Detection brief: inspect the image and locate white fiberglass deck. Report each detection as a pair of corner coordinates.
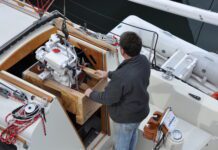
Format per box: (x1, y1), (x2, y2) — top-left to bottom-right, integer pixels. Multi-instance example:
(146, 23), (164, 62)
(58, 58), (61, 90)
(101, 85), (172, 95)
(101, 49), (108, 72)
(0, 2), (36, 47)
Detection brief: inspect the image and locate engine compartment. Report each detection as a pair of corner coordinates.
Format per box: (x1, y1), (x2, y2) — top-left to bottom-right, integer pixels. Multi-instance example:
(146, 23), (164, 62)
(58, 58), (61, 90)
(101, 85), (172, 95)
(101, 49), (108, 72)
(4, 29), (111, 149)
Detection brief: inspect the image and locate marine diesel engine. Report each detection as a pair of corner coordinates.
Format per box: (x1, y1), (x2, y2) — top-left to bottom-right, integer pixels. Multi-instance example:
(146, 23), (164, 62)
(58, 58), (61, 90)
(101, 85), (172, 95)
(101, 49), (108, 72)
(35, 34), (81, 87)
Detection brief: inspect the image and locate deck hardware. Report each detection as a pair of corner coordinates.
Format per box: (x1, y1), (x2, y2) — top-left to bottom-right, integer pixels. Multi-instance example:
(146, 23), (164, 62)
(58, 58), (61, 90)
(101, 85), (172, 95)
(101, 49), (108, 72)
(0, 87), (10, 98)
(13, 90), (28, 102)
(162, 67), (174, 80)
(23, 143), (29, 149)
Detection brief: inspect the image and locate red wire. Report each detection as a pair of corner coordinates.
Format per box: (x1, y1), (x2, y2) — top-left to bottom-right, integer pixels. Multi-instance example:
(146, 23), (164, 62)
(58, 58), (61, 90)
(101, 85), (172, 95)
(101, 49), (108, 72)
(37, 0), (39, 9)
(26, 0), (38, 13)
(5, 113), (11, 124)
(45, 0), (54, 12)
(26, 0), (54, 17)
(0, 111), (46, 144)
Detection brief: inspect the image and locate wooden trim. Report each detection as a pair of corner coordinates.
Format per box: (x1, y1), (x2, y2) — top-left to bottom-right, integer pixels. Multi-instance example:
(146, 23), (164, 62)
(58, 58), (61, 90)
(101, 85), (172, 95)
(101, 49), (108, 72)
(100, 52), (110, 135)
(87, 133), (106, 150)
(0, 126), (27, 144)
(101, 106), (111, 136)
(0, 71), (53, 102)
(2, 0), (39, 18)
(13, 0), (31, 8)
(59, 31), (107, 70)
(0, 26), (57, 70)
(82, 67), (101, 80)
(103, 52), (107, 71)
(57, 30), (106, 54)
(92, 133), (106, 150)
(54, 18), (117, 53)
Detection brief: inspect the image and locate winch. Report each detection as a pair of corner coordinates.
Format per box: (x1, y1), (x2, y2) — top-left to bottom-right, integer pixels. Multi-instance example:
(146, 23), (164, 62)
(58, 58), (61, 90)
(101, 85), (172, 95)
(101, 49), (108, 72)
(35, 34), (82, 87)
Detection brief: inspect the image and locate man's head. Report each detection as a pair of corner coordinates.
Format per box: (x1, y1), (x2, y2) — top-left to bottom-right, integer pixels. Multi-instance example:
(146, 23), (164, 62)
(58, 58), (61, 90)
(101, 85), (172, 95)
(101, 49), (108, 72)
(119, 31), (142, 58)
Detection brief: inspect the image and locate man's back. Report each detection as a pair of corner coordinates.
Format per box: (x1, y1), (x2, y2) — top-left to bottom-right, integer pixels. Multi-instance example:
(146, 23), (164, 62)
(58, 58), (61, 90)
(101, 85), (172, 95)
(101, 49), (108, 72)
(86, 31), (151, 150)
(108, 54), (150, 123)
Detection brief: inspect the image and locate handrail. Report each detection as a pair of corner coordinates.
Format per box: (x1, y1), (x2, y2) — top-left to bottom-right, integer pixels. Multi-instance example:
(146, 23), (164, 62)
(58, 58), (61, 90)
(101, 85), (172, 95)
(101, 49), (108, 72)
(110, 21), (159, 67)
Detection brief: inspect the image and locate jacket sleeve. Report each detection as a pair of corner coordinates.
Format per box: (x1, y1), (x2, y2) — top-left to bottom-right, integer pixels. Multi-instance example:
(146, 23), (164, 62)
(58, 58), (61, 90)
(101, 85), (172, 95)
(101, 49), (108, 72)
(89, 76), (123, 105)
(108, 71), (114, 79)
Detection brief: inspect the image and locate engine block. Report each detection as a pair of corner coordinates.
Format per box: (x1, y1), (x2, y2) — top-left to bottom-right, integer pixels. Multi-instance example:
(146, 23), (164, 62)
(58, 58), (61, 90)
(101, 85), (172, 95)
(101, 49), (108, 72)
(35, 34), (81, 87)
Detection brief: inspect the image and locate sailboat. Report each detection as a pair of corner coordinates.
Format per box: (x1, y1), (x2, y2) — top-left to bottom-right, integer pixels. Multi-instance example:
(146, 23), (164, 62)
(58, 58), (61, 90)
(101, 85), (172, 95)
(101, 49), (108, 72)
(0, 0), (218, 150)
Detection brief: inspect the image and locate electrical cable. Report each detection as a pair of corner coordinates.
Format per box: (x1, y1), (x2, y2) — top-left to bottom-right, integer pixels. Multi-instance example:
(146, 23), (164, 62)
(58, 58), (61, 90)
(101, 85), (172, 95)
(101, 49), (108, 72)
(0, 103), (46, 145)
(153, 124), (166, 150)
(26, 0), (54, 18)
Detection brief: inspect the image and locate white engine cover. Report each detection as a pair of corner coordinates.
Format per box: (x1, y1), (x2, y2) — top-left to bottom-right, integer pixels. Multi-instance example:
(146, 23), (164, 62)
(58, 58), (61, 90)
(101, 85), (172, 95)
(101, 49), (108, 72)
(35, 34), (81, 87)
(44, 49), (69, 71)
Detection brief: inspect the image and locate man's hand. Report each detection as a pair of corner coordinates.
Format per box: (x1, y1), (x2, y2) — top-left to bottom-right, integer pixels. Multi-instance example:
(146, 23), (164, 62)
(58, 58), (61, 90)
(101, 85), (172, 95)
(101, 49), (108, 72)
(85, 88), (93, 97)
(94, 70), (108, 79)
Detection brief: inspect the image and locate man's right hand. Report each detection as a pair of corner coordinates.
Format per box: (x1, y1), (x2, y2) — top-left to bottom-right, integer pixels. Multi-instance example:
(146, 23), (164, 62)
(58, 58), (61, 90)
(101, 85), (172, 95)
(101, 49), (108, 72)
(94, 70), (108, 79)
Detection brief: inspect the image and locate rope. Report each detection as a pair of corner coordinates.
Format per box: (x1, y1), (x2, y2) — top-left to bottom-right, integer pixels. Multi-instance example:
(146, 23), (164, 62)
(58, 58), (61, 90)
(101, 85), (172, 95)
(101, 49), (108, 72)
(26, 0), (54, 18)
(0, 103), (46, 144)
(62, 0), (69, 39)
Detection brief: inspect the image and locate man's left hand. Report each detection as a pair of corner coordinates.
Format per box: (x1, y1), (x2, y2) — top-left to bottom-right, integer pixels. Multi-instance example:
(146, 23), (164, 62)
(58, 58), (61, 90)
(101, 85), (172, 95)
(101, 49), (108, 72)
(85, 88), (93, 97)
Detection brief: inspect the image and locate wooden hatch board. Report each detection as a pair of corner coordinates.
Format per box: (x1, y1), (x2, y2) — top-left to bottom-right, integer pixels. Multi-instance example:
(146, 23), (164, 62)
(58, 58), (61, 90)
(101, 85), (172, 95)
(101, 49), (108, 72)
(23, 63), (107, 125)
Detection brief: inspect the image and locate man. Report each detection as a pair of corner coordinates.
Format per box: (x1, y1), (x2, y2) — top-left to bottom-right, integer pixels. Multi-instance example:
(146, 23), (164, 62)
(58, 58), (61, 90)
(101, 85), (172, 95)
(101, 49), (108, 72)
(85, 31), (150, 150)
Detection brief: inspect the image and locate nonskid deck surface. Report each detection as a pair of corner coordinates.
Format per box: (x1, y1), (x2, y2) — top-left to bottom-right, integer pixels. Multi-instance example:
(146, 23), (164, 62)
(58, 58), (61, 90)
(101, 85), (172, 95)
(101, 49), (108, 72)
(0, 3), (36, 47)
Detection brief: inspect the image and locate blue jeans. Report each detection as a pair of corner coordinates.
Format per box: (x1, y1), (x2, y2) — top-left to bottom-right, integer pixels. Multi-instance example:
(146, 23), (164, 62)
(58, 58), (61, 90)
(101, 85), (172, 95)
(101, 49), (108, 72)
(112, 122), (140, 150)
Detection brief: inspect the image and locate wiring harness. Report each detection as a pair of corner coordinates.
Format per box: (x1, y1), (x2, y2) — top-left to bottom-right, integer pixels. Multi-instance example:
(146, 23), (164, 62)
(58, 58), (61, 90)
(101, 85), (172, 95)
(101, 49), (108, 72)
(0, 103), (46, 145)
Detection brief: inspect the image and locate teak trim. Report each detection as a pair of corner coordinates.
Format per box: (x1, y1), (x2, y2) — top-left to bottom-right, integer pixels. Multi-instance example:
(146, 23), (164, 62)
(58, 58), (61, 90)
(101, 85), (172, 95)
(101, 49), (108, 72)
(0, 26), (57, 70)
(82, 67), (101, 80)
(54, 18), (117, 53)
(0, 71), (53, 102)
(2, 0), (39, 18)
